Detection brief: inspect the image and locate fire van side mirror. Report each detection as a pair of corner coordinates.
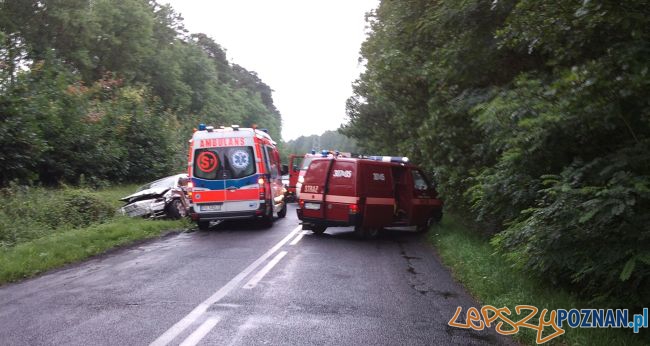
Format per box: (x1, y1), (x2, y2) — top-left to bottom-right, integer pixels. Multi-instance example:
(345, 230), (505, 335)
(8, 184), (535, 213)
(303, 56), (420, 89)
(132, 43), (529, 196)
(281, 164), (289, 176)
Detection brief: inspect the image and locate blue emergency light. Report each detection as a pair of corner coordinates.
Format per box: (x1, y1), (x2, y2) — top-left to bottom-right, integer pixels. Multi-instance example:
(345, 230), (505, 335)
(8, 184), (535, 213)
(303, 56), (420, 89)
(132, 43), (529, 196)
(198, 123), (206, 131)
(367, 156), (409, 163)
(311, 149), (316, 155)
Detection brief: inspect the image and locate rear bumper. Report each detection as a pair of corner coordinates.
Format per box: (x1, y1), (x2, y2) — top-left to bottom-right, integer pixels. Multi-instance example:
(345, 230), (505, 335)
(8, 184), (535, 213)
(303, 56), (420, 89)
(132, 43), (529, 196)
(191, 202), (267, 221)
(298, 213), (360, 229)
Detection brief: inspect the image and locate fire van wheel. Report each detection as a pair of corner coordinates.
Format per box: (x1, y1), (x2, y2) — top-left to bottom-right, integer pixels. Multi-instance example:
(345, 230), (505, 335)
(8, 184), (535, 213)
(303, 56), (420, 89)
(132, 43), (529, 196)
(312, 225), (326, 235)
(277, 202), (287, 218)
(355, 226), (379, 239)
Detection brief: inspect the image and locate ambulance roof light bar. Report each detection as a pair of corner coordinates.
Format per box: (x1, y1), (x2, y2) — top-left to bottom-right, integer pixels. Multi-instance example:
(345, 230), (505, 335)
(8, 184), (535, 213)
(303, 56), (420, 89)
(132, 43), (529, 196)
(198, 123), (206, 131)
(206, 126), (214, 132)
(231, 125), (240, 131)
(367, 156), (409, 163)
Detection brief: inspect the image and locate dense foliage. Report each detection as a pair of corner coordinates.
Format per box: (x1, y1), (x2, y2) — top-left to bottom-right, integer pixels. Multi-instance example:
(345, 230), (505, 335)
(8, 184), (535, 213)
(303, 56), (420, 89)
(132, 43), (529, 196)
(283, 130), (359, 161)
(0, 0), (281, 186)
(343, 0), (650, 307)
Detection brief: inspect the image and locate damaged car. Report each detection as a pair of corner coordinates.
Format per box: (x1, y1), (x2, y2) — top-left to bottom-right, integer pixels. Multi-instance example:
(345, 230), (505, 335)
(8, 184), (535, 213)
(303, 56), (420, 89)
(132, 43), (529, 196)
(119, 174), (190, 219)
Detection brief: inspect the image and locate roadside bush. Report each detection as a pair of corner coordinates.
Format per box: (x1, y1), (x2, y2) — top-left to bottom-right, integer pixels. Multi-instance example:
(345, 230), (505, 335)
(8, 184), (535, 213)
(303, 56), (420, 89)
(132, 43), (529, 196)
(0, 186), (114, 247)
(493, 144), (650, 307)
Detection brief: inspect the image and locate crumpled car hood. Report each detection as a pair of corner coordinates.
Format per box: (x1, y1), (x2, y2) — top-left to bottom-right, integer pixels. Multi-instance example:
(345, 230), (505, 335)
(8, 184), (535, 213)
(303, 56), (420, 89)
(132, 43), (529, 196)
(120, 187), (170, 202)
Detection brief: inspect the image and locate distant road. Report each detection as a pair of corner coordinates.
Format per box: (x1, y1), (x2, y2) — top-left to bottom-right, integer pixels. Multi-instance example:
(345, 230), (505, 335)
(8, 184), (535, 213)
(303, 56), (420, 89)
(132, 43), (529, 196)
(0, 204), (512, 345)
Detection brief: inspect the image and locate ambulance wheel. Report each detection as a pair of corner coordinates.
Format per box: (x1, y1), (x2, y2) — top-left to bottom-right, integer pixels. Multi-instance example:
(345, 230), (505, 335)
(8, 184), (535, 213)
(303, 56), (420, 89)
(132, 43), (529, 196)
(261, 204), (274, 228)
(277, 202), (287, 218)
(198, 221), (211, 230)
(312, 225), (326, 235)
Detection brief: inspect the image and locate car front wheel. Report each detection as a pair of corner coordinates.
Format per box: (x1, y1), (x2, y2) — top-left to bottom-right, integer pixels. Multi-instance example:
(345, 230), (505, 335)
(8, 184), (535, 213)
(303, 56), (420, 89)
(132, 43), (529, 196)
(166, 199), (187, 219)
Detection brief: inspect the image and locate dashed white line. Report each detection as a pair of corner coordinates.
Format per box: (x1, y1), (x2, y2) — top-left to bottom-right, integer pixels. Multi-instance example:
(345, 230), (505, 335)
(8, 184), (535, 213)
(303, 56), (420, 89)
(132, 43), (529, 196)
(149, 225), (301, 346)
(178, 317), (221, 346)
(289, 231), (306, 245)
(242, 251), (288, 289)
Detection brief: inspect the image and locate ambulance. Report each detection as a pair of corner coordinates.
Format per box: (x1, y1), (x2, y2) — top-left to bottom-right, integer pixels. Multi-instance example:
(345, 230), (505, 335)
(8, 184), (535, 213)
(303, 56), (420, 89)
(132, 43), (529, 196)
(187, 124), (287, 230)
(296, 156), (443, 238)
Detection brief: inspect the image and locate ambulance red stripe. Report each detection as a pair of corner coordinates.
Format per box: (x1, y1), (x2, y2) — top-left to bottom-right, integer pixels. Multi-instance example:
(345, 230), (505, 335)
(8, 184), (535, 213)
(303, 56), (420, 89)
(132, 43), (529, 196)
(227, 189), (260, 201)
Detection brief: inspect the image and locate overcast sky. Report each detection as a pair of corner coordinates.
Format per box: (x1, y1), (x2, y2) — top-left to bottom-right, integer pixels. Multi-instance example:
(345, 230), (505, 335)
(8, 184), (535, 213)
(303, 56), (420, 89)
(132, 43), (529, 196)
(163, 0), (379, 141)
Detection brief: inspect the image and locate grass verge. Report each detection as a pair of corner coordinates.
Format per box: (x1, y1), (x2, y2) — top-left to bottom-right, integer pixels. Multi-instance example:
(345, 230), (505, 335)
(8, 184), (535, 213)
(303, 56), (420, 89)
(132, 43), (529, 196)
(428, 214), (646, 345)
(0, 216), (187, 285)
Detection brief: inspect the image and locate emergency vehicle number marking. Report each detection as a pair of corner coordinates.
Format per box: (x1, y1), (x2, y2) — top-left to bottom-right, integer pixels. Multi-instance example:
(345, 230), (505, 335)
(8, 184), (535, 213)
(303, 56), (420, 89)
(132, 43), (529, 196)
(373, 173), (385, 181)
(333, 170), (352, 178)
(230, 150), (250, 169)
(304, 185), (319, 193)
(197, 151), (218, 172)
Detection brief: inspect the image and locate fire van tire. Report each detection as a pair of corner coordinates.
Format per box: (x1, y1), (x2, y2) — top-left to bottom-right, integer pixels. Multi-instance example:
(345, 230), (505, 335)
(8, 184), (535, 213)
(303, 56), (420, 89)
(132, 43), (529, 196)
(355, 226), (379, 239)
(277, 202), (287, 218)
(417, 210), (443, 233)
(312, 225), (326, 235)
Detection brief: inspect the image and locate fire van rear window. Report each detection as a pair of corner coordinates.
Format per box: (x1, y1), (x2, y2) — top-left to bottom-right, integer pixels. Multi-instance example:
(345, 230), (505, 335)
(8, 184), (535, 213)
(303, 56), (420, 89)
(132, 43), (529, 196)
(194, 146), (256, 180)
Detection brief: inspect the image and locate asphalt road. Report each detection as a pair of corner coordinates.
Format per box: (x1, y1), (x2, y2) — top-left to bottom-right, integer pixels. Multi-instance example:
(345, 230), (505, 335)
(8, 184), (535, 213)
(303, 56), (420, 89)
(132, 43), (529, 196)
(0, 204), (513, 345)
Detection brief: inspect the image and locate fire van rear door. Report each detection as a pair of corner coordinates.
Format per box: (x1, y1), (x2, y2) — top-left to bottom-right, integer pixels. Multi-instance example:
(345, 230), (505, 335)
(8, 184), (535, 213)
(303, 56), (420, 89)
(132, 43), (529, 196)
(325, 160), (357, 222)
(300, 159), (330, 219)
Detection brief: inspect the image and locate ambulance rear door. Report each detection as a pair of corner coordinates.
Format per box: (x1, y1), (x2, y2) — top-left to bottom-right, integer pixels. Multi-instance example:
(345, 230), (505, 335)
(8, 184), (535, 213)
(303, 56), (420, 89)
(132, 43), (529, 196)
(222, 141), (261, 212)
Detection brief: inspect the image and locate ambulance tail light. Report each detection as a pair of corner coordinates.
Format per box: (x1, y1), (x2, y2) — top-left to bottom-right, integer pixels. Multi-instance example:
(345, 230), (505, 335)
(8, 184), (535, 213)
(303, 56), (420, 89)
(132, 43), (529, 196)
(349, 204), (359, 214)
(299, 199), (305, 209)
(258, 178), (266, 200)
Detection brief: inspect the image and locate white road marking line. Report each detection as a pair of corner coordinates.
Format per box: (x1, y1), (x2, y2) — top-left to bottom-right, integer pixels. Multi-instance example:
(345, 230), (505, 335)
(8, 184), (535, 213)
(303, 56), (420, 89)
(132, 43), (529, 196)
(149, 225), (302, 346)
(242, 251), (288, 289)
(289, 232), (305, 245)
(178, 317), (221, 346)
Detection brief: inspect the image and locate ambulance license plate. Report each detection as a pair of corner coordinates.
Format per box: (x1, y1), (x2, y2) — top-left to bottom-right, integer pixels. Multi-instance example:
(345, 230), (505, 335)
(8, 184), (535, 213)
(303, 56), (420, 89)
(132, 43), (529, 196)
(304, 202), (320, 210)
(201, 204), (222, 211)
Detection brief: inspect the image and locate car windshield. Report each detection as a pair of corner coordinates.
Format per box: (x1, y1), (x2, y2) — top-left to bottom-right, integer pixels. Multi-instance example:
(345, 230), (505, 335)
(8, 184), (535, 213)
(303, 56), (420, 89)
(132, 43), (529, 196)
(194, 146), (256, 180)
(137, 176), (178, 192)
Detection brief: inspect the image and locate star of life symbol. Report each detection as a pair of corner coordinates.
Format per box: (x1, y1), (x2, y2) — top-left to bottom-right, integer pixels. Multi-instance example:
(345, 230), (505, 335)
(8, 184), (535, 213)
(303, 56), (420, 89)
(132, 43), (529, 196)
(231, 150), (250, 169)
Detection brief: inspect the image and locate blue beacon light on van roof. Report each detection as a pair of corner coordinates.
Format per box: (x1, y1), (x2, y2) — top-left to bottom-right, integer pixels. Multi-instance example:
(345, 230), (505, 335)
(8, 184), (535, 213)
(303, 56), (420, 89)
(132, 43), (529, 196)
(198, 123), (206, 131)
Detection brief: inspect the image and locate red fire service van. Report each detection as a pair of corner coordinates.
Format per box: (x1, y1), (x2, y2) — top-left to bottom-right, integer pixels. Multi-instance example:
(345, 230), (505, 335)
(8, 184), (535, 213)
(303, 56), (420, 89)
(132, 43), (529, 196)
(297, 156), (443, 238)
(287, 150), (347, 201)
(187, 124), (287, 230)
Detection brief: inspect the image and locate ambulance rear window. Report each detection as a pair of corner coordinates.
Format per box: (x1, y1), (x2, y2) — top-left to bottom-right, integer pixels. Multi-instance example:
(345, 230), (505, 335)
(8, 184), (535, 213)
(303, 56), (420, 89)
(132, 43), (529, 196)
(194, 146), (256, 180)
